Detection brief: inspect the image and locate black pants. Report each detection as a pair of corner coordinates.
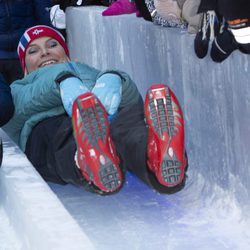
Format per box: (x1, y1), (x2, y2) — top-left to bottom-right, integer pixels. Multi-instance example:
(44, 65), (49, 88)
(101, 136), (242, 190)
(25, 114), (81, 185)
(0, 59), (23, 85)
(25, 98), (185, 193)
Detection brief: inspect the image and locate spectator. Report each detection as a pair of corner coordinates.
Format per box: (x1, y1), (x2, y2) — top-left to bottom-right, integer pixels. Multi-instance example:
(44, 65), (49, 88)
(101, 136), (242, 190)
(0, 0), (52, 84)
(3, 25), (188, 195)
(194, 0), (250, 61)
(0, 74), (14, 127)
(217, 0), (250, 55)
(0, 73), (14, 168)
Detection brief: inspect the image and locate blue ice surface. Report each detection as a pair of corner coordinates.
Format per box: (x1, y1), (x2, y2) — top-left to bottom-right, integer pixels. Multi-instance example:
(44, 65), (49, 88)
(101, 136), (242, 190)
(0, 207), (22, 250)
(49, 167), (250, 250)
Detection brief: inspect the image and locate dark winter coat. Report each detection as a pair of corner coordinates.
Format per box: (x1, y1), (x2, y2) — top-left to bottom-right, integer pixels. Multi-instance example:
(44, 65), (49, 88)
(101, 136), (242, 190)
(197, 0), (217, 13)
(217, 0), (250, 20)
(0, 74), (14, 127)
(198, 0), (250, 20)
(0, 0), (52, 59)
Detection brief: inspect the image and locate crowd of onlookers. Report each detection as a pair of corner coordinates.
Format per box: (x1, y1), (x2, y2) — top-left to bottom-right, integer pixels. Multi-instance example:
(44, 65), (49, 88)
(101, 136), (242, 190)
(1, 0), (250, 85)
(50, 0), (250, 61)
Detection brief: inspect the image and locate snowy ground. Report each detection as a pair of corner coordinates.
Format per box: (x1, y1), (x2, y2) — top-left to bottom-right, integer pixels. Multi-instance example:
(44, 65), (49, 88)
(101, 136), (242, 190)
(1, 127), (250, 250)
(0, 130), (94, 250)
(0, 208), (21, 250)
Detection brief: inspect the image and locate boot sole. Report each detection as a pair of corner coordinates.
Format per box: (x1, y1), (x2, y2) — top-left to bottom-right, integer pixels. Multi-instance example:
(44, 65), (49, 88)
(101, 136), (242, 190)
(76, 96), (122, 192)
(147, 86), (182, 186)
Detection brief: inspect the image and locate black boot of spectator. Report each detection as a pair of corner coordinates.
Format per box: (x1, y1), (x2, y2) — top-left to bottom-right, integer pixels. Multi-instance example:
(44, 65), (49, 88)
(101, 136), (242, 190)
(210, 28), (237, 62)
(194, 30), (209, 58)
(194, 11), (219, 59)
(228, 18), (250, 55)
(239, 43), (250, 54)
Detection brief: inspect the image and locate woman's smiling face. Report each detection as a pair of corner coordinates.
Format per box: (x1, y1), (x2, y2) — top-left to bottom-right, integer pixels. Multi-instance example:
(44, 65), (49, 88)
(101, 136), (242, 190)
(25, 36), (69, 74)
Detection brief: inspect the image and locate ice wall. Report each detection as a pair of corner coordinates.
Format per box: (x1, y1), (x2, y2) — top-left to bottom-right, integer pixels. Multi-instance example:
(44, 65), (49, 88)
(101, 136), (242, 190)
(67, 6), (250, 206)
(0, 129), (94, 250)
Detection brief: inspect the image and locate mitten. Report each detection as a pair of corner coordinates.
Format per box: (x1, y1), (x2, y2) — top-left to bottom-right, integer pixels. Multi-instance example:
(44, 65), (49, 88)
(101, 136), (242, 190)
(92, 73), (122, 115)
(58, 75), (89, 116)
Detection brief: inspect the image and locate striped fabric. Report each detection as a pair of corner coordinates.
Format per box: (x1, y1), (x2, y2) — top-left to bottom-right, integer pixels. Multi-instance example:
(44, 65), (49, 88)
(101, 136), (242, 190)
(228, 19), (250, 44)
(17, 25), (69, 72)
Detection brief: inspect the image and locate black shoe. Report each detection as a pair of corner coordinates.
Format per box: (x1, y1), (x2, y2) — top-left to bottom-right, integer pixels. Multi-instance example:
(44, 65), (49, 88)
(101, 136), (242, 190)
(238, 43), (250, 54)
(228, 18), (250, 55)
(194, 11), (219, 59)
(210, 22), (238, 62)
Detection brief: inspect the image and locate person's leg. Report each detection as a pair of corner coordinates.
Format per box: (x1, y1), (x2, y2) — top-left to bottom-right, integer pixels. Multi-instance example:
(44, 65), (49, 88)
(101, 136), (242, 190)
(111, 97), (148, 179)
(56, 74), (125, 194)
(25, 115), (83, 186)
(71, 92), (124, 194)
(110, 88), (188, 194)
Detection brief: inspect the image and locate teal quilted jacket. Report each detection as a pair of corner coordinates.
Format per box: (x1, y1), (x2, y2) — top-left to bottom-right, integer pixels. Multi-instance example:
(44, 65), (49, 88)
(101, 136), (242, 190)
(3, 61), (140, 151)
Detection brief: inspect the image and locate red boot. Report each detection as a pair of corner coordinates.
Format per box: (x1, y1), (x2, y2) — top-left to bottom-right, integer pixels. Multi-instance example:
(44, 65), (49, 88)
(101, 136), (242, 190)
(72, 92), (123, 193)
(145, 84), (187, 187)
